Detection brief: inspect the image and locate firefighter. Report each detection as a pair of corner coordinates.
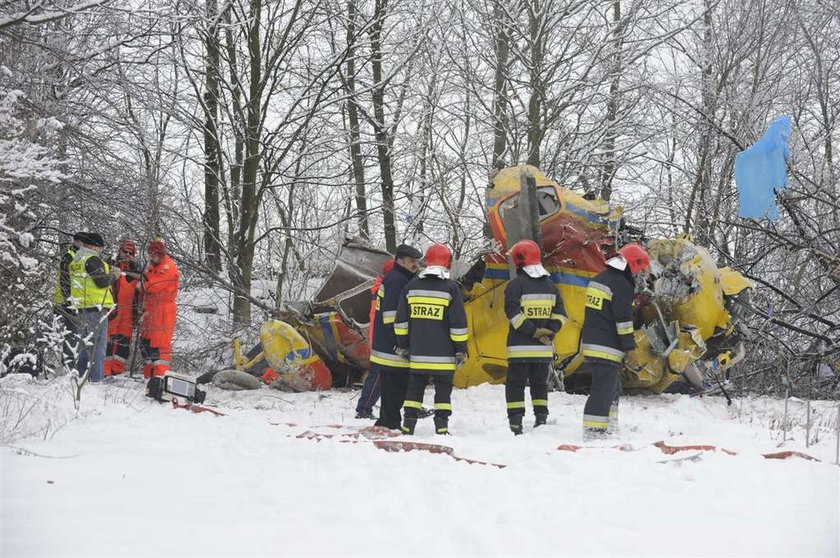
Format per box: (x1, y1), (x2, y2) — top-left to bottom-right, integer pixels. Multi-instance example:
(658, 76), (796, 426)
(139, 239), (180, 378)
(104, 240), (142, 377)
(52, 232), (84, 371)
(67, 232), (121, 383)
(395, 243), (467, 435)
(370, 244), (422, 429)
(355, 258), (394, 419)
(504, 239), (567, 435)
(580, 242), (650, 439)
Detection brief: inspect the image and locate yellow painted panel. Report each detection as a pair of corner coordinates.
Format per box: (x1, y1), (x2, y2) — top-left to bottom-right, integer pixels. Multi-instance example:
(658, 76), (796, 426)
(720, 267), (755, 296)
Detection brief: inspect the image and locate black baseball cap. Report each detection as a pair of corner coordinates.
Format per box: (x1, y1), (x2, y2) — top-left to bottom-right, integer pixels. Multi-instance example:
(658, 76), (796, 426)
(87, 232), (105, 247)
(77, 231), (105, 247)
(394, 244), (422, 259)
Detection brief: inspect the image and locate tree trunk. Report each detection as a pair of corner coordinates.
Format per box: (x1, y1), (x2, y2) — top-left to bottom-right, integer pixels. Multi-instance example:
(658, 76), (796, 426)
(491, 0), (511, 168)
(525, 0), (543, 168)
(223, 7), (243, 258)
(370, 0), (396, 253)
(685, 0), (714, 241)
(417, 109), (429, 240)
(203, 0), (222, 272)
(232, 0), (262, 325)
(346, 0), (369, 240)
(599, 0), (622, 201)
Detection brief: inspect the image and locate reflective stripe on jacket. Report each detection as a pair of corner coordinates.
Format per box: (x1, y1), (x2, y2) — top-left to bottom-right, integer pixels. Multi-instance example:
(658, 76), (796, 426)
(369, 264), (415, 369)
(394, 275), (467, 375)
(504, 272), (566, 362)
(69, 249), (114, 310)
(52, 247), (76, 305)
(580, 267), (636, 362)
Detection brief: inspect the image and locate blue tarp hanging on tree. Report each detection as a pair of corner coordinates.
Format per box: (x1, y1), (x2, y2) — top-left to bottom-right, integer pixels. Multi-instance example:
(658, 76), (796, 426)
(734, 115), (792, 220)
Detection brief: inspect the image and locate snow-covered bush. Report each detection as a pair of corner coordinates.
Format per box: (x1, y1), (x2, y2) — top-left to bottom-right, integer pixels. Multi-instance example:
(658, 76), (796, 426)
(0, 66), (64, 354)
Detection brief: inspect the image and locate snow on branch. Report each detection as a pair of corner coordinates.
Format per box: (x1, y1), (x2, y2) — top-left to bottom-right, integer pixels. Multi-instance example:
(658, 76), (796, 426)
(0, 0), (111, 30)
(0, 66), (65, 346)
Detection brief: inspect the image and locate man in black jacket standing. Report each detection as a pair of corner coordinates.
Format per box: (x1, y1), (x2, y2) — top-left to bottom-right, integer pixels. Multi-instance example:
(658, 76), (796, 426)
(395, 243), (467, 436)
(504, 239), (567, 434)
(580, 243), (650, 439)
(371, 244), (422, 430)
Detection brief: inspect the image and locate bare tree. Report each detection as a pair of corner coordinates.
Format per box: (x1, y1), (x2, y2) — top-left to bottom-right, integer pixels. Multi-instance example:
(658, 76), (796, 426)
(345, 0), (370, 240)
(202, 0), (222, 272)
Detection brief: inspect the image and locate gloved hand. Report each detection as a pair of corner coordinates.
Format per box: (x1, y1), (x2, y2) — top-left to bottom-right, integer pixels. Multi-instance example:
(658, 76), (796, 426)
(533, 328), (555, 345)
(455, 352), (467, 368)
(395, 347), (410, 359)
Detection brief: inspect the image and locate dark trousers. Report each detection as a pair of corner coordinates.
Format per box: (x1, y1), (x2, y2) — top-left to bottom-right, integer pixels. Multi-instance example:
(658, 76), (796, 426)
(506, 361), (550, 419)
(582, 358), (621, 432)
(105, 334), (131, 376)
(356, 366), (381, 414)
(374, 365), (409, 429)
(404, 373), (453, 420)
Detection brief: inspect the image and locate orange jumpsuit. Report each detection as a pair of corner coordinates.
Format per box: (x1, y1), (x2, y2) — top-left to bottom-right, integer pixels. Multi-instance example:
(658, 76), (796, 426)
(140, 255), (180, 378)
(104, 261), (140, 376)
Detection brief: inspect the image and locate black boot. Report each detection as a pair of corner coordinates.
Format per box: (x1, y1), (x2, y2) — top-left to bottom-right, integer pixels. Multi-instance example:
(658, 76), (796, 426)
(509, 415), (523, 436)
(401, 418), (417, 435)
(534, 413), (548, 428)
(434, 417), (450, 435)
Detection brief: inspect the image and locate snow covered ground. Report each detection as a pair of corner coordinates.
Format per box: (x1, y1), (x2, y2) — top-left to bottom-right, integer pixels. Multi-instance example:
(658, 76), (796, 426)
(2, 374), (838, 557)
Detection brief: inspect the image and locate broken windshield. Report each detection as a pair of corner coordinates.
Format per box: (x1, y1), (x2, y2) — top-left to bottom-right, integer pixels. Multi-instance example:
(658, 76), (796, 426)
(498, 186), (560, 237)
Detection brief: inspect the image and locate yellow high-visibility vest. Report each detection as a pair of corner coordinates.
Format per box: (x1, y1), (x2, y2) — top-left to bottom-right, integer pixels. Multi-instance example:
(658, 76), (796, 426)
(69, 250), (114, 310)
(52, 247), (76, 305)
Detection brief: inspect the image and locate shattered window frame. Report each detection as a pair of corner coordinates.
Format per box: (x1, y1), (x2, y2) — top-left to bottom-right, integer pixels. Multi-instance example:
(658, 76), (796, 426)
(498, 186), (561, 231)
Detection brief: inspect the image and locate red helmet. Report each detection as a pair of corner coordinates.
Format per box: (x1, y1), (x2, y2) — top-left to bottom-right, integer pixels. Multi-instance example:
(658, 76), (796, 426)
(509, 239), (541, 267)
(119, 239), (136, 253)
(424, 243), (453, 268)
(618, 243), (650, 274)
(147, 240), (167, 257)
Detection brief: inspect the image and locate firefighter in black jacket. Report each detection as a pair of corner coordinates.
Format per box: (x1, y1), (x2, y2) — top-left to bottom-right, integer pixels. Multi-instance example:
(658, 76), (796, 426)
(581, 243), (650, 439)
(504, 239), (567, 435)
(371, 244), (423, 430)
(395, 244), (467, 435)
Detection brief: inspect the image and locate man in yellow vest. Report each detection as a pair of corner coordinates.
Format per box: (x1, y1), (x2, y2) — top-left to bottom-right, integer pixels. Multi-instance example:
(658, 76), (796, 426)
(68, 232), (121, 383)
(52, 232), (83, 371)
